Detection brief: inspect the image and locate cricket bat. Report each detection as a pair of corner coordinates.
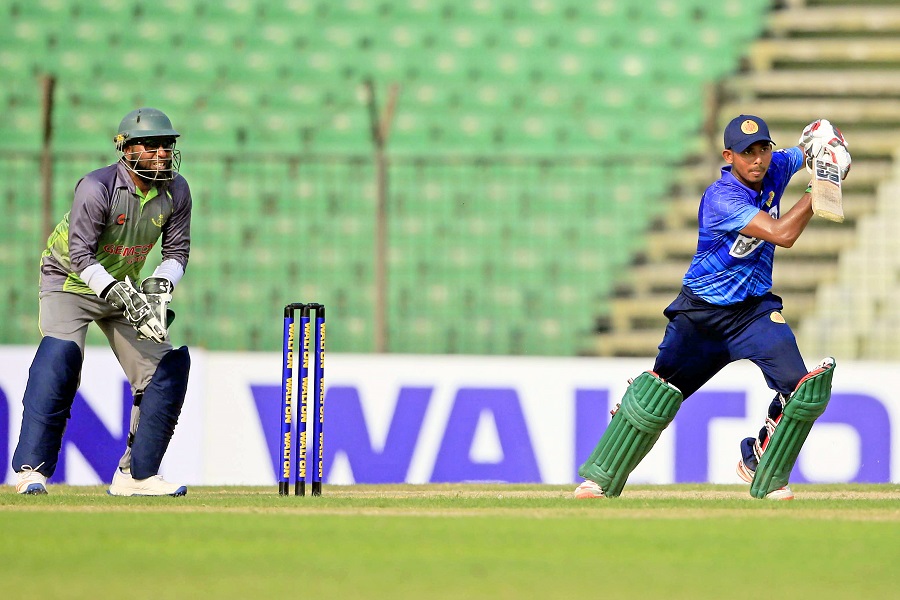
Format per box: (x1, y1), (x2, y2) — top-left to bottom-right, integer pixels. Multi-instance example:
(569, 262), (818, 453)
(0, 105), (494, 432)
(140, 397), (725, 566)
(810, 154), (844, 223)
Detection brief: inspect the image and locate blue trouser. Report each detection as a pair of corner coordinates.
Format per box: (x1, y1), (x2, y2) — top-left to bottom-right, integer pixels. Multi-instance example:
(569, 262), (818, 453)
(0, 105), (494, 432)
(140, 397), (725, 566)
(653, 287), (808, 400)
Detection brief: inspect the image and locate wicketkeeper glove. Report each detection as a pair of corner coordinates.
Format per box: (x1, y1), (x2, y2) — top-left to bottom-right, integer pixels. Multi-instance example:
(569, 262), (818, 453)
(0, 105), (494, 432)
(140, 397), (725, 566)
(102, 276), (168, 343)
(140, 276), (176, 328)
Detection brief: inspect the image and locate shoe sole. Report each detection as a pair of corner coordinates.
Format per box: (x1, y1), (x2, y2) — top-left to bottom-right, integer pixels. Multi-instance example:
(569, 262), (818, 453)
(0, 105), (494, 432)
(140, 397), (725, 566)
(735, 460), (755, 484)
(107, 486), (188, 497)
(573, 482), (605, 499)
(765, 487), (794, 501)
(736, 461), (794, 500)
(574, 490), (604, 499)
(17, 484), (48, 495)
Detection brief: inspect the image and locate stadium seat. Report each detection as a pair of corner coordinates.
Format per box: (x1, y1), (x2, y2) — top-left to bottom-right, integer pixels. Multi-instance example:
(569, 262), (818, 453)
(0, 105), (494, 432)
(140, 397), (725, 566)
(0, 0), (773, 355)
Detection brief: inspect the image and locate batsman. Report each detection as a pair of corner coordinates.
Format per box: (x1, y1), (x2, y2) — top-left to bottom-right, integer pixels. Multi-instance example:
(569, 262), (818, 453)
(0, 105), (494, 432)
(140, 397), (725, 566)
(576, 115), (850, 501)
(13, 107), (193, 496)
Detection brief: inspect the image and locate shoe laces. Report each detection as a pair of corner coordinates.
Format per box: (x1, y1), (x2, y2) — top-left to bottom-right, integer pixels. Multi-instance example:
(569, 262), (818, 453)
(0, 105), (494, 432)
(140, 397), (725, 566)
(137, 474), (167, 484)
(19, 463), (45, 476)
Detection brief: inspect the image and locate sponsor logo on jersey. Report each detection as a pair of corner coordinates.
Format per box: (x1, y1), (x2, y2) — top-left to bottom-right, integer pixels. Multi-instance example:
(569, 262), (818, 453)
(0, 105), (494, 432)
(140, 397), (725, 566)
(102, 243), (154, 258)
(101, 243), (154, 264)
(116, 213), (127, 225)
(151, 213), (165, 228)
(729, 234), (763, 258)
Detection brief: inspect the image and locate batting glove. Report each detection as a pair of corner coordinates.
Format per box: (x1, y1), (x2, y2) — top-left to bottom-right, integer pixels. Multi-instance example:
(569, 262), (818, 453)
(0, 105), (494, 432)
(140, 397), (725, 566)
(798, 118), (847, 149)
(805, 138), (852, 180)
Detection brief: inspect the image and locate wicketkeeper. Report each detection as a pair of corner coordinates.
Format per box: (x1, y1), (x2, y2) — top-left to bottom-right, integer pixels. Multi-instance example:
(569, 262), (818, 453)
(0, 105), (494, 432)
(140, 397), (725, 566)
(13, 107), (193, 496)
(576, 115), (850, 500)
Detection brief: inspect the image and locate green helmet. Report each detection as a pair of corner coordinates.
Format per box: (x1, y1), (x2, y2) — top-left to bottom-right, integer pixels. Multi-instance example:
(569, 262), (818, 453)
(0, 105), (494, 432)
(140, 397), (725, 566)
(114, 107), (182, 182)
(113, 107), (180, 149)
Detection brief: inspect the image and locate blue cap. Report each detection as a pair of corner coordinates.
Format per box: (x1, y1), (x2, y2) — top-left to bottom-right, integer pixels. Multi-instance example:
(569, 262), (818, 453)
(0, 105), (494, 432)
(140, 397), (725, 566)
(723, 115), (774, 153)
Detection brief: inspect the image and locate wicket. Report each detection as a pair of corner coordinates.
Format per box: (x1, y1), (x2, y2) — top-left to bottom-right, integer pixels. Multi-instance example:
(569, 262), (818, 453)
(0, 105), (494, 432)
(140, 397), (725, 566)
(279, 303), (326, 496)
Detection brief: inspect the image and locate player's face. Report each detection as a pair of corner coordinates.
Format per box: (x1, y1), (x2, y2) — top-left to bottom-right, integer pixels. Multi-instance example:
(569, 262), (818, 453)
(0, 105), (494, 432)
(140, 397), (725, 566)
(122, 137), (179, 182)
(724, 141), (772, 189)
(126, 138), (176, 174)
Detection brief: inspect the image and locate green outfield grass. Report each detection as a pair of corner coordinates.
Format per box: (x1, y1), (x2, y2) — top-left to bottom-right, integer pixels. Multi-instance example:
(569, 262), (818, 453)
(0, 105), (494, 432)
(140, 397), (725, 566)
(2, 484), (898, 599)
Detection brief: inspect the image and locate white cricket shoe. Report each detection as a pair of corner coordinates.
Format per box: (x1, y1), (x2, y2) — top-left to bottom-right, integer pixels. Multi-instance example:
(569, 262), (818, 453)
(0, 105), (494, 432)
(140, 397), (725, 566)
(736, 461), (794, 500)
(107, 468), (187, 497)
(573, 479), (605, 499)
(16, 465), (48, 495)
(735, 459), (755, 484)
(765, 486), (794, 501)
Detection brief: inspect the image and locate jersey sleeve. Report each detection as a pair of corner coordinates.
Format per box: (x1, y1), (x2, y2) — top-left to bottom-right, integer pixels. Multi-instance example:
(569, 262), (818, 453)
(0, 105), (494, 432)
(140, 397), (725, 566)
(784, 145), (805, 174)
(68, 175), (112, 276)
(159, 175), (192, 270)
(702, 185), (760, 236)
(770, 147), (805, 189)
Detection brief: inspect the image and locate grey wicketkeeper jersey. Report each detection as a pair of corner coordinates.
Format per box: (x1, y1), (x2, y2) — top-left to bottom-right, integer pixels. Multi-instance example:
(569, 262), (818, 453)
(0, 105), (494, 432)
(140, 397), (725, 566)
(40, 161), (192, 295)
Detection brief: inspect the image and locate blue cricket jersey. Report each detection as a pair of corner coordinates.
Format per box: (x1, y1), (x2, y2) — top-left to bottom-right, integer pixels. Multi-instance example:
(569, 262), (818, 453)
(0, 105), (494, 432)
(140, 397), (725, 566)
(683, 146), (804, 305)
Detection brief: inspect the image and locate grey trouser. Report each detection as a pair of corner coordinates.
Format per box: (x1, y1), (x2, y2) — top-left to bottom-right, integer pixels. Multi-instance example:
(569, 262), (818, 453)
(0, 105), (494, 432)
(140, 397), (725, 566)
(39, 290), (172, 470)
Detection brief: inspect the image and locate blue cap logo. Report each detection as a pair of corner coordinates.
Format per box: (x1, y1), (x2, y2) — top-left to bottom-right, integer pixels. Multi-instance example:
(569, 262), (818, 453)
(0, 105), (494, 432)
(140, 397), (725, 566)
(724, 114), (774, 153)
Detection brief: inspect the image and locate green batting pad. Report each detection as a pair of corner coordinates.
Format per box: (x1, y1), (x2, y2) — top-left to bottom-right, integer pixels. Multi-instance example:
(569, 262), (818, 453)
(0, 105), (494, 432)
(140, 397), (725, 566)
(750, 360), (835, 499)
(578, 372), (683, 497)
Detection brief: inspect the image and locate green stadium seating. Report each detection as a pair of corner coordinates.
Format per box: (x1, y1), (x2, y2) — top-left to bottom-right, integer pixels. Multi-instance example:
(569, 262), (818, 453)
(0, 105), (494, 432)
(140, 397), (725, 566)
(0, 0), (769, 354)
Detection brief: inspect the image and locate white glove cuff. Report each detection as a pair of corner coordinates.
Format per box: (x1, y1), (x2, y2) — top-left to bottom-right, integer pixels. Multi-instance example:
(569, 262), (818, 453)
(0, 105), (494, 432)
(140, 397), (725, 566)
(81, 263), (117, 297)
(152, 259), (185, 288)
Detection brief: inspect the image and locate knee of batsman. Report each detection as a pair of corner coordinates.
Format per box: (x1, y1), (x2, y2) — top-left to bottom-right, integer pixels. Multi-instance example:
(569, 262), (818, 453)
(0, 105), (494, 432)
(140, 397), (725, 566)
(618, 372), (684, 432)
